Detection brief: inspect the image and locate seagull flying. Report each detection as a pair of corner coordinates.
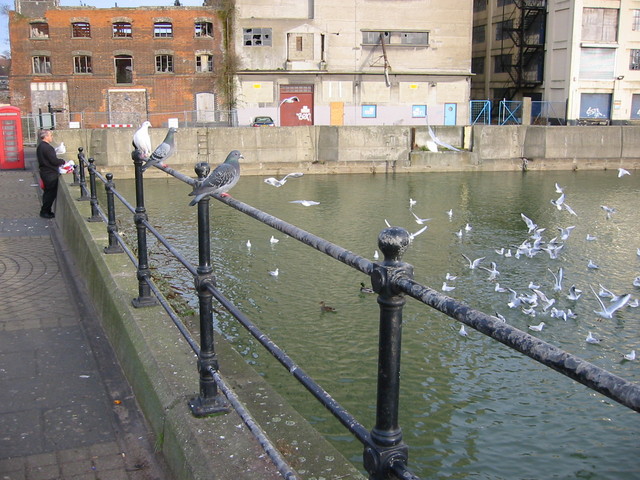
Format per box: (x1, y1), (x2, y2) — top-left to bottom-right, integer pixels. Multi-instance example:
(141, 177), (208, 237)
(290, 200), (320, 206)
(54, 142), (66, 155)
(428, 125), (460, 151)
(142, 127), (176, 171)
(590, 285), (631, 319)
(521, 213), (537, 234)
(601, 205), (616, 220)
(551, 193), (565, 210)
(617, 168), (630, 178)
(461, 254), (485, 270)
(566, 285), (582, 301)
(132, 121), (152, 158)
(548, 267), (564, 292)
(188, 150), (242, 206)
(410, 210), (431, 225)
(480, 262), (500, 280)
(263, 172), (304, 187)
(409, 226), (428, 242)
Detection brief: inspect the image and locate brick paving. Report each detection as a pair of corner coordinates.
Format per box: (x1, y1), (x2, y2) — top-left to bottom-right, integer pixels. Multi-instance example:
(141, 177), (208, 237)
(0, 150), (171, 480)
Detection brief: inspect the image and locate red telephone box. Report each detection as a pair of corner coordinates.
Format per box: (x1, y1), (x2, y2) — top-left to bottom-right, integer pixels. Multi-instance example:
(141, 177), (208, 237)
(0, 106), (25, 170)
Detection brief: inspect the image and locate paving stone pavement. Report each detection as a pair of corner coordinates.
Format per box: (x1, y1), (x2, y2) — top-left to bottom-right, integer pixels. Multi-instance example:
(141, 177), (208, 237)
(0, 150), (172, 480)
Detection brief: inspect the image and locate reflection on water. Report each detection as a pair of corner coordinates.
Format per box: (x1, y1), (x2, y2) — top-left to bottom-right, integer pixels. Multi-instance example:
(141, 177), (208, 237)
(112, 170), (640, 479)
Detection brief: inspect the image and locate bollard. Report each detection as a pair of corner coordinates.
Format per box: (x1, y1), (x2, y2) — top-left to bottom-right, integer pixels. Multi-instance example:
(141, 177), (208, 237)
(76, 147), (90, 201)
(364, 227), (414, 480)
(188, 162), (229, 417)
(131, 149), (158, 308)
(103, 173), (124, 254)
(86, 158), (102, 222)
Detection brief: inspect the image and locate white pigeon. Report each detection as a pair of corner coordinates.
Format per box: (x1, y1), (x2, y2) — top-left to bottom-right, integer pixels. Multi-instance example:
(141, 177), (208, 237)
(461, 253), (485, 270)
(617, 168), (630, 178)
(623, 350), (636, 361)
(442, 282), (456, 292)
(270, 235), (279, 244)
(263, 172), (304, 187)
(289, 200), (320, 206)
(132, 121), (152, 158)
(585, 332), (601, 344)
(54, 142), (66, 155)
(590, 285), (630, 319)
(528, 322), (545, 332)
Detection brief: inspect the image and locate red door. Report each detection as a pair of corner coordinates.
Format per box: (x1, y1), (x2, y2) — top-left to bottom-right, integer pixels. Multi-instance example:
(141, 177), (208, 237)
(279, 86), (313, 126)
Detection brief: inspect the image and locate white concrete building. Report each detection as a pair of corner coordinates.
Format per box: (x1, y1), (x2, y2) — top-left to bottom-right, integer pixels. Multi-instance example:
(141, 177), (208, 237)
(232, 0), (473, 126)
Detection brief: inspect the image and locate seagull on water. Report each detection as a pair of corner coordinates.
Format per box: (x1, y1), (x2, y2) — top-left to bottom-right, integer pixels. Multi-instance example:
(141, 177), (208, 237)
(132, 121), (152, 158)
(566, 285), (582, 301)
(590, 285), (631, 319)
(246, 239), (251, 249)
(587, 260), (599, 270)
(270, 236), (279, 244)
(290, 200), (320, 206)
(633, 277), (640, 288)
(529, 322), (545, 332)
(263, 172), (304, 187)
(446, 209), (453, 220)
(442, 282), (456, 292)
(188, 150), (242, 205)
(623, 350), (636, 361)
(458, 325), (468, 337)
(586, 234), (597, 241)
(269, 268), (279, 277)
(142, 127), (176, 171)
(461, 253), (485, 270)
(445, 273), (457, 281)
(585, 332), (601, 344)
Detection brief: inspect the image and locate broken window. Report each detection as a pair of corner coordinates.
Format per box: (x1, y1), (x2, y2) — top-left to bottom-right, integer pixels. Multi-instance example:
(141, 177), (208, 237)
(113, 22), (132, 38)
(32, 56), (51, 74)
(72, 22), (91, 38)
(195, 22), (213, 37)
(155, 55), (174, 73)
(74, 55), (92, 73)
(243, 28), (272, 46)
(115, 55), (133, 84)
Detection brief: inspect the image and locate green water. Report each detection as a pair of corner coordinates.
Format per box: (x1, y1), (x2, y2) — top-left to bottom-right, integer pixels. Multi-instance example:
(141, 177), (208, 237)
(111, 170), (640, 479)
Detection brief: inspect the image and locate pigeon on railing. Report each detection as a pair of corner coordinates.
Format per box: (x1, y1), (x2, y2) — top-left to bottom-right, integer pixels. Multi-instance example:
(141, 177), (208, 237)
(188, 150), (242, 206)
(142, 127), (176, 171)
(132, 121), (152, 158)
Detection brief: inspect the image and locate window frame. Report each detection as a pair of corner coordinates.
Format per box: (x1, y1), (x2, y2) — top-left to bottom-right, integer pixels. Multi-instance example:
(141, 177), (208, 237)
(633, 10), (640, 32)
(114, 55), (133, 84)
(155, 54), (174, 73)
(361, 30), (429, 47)
(154, 22), (174, 38)
(113, 22), (132, 38)
(32, 55), (51, 74)
(29, 22), (49, 39)
(73, 55), (92, 74)
(194, 21), (213, 37)
(195, 54), (213, 73)
(71, 22), (91, 38)
(630, 49), (640, 70)
(243, 28), (272, 46)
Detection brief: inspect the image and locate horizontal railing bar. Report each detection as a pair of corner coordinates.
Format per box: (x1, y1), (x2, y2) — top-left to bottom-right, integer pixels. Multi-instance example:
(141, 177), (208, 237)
(141, 219), (199, 277)
(153, 164), (198, 186)
(395, 277), (640, 413)
(206, 282), (373, 447)
(94, 170), (136, 213)
(213, 194), (375, 276)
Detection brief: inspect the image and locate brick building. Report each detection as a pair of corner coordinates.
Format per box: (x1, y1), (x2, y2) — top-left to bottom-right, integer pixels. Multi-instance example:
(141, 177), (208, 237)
(9, 0), (225, 127)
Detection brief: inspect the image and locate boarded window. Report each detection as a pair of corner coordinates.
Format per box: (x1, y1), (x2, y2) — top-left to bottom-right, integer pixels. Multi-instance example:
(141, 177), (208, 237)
(287, 33), (313, 61)
(72, 22), (91, 38)
(579, 47), (615, 79)
(196, 55), (213, 72)
(631, 94), (640, 119)
(362, 30), (429, 46)
(582, 8), (618, 43)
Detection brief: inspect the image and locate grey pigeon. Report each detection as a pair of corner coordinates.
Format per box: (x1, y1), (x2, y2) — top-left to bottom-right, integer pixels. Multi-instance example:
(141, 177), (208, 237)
(141, 127), (176, 171)
(188, 150), (242, 206)
(132, 121), (152, 158)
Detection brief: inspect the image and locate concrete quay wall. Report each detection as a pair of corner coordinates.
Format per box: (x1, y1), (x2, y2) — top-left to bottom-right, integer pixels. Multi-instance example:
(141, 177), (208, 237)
(53, 125), (640, 179)
(55, 178), (365, 480)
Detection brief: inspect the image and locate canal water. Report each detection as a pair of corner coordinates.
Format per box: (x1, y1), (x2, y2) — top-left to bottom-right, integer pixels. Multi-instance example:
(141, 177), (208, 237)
(112, 169), (639, 479)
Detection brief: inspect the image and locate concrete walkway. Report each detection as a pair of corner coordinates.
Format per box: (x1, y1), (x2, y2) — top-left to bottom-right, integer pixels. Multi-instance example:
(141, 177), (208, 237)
(0, 149), (171, 480)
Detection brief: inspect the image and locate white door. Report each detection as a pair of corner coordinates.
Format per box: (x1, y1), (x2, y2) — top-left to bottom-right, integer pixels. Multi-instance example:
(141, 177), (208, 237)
(196, 93), (216, 123)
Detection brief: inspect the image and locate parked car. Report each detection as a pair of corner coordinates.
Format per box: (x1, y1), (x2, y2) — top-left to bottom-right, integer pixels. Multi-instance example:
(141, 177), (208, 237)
(251, 116), (275, 127)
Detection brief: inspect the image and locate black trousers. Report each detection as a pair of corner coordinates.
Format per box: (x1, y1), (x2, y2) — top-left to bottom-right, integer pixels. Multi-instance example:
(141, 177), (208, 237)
(41, 175), (59, 215)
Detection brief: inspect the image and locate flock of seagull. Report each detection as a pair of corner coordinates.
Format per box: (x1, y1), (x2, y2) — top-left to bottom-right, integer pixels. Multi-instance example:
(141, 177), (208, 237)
(405, 172), (639, 363)
(133, 125), (638, 353)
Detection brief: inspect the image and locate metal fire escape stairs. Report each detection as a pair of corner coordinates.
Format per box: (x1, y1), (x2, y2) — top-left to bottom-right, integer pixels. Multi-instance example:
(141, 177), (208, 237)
(500, 0), (547, 100)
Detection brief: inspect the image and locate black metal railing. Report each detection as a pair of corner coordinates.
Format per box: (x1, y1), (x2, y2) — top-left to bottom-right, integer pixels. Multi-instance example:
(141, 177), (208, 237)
(74, 146), (640, 480)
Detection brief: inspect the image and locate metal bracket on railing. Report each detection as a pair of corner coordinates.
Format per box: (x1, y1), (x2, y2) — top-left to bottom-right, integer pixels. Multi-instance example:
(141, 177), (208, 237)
(86, 158), (102, 222)
(103, 173), (124, 254)
(366, 226), (414, 480)
(76, 147), (90, 201)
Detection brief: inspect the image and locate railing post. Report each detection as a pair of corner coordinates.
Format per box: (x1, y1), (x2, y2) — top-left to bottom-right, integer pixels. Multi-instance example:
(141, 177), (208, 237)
(131, 149), (158, 308)
(86, 158), (101, 222)
(189, 161), (229, 417)
(103, 173), (124, 254)
(76, 147), (90, 201)
(364, 227), (414, 480)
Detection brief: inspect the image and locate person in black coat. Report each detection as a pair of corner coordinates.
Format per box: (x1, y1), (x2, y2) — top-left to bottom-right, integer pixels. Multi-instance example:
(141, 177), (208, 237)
(36, 129), (65, 219)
